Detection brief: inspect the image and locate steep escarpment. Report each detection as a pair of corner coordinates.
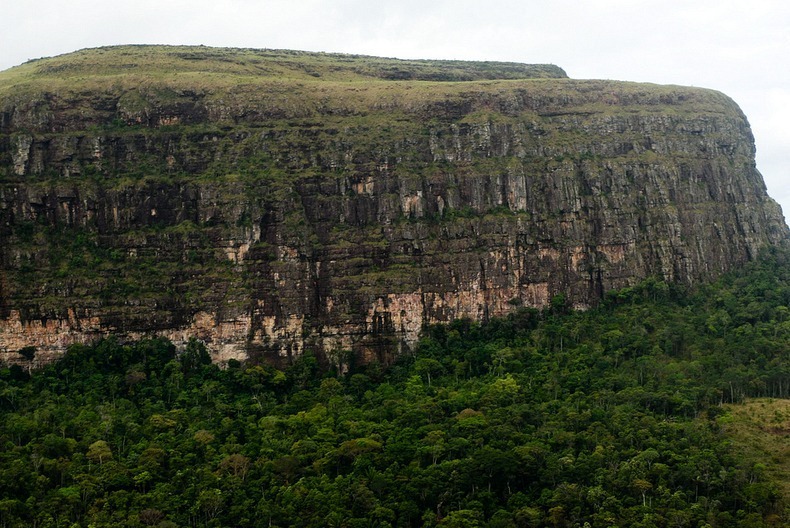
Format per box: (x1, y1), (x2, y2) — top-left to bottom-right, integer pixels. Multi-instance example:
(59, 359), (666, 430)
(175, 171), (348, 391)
(0, 45), (786, 367)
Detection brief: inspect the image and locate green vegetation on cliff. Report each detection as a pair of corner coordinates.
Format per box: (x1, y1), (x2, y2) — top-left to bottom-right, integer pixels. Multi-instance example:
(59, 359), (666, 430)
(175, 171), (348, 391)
(1, 45), (567, 85)
(0, 247), (788, 527)
(2, 46), (786, 365)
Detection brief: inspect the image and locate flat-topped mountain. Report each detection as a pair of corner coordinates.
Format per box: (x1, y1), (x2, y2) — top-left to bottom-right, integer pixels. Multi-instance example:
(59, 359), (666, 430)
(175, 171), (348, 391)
(0, 46), (786, 367)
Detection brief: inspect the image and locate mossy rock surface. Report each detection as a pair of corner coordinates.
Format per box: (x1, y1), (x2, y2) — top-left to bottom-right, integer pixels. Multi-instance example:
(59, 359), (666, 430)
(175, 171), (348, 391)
(0, 46), (786, 366)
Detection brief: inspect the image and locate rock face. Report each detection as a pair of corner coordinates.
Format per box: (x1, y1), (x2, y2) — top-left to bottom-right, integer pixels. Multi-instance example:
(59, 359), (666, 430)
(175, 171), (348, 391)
(0, 46), (787, 367)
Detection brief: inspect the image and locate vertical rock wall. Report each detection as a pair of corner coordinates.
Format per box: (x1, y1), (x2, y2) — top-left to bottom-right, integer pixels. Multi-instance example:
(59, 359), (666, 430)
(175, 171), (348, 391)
(0, 48), (786, 367)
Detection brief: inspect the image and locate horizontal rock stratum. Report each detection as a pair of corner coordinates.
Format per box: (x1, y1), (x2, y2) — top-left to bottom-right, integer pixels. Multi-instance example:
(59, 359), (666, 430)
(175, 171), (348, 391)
(0, 45), (787, 367)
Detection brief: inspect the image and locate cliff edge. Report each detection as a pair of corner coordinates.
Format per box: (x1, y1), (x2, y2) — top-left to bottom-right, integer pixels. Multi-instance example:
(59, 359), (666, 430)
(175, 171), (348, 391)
(0, 46), (786, 367)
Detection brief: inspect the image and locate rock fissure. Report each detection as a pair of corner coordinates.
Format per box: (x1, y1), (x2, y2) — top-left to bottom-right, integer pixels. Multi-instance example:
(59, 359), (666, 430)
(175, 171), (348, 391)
(0, 46), (786, 366)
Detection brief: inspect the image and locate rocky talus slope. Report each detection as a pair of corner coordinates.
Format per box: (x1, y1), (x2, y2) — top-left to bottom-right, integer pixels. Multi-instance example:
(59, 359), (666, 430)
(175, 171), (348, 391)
(0, 46), (786, 366)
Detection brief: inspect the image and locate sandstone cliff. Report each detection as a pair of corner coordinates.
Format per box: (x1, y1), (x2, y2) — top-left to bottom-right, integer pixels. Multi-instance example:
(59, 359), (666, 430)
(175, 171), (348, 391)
(0, 46), (786, 367)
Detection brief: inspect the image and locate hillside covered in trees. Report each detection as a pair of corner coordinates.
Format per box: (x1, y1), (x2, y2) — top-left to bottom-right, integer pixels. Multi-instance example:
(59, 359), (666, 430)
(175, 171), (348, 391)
(1, 247), (789, 527)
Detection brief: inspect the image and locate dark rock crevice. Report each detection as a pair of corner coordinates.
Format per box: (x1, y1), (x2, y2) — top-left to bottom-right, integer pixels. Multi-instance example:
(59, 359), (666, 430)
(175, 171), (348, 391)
(0, 47), (787, 366)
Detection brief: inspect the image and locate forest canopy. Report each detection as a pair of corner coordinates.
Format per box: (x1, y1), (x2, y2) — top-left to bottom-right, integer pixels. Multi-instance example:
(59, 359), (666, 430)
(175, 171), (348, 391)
(0, 247), (789, 527)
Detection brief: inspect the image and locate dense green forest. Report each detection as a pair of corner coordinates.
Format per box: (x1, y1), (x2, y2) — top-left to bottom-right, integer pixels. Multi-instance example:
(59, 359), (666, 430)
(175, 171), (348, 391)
(1, 248), (789, 527)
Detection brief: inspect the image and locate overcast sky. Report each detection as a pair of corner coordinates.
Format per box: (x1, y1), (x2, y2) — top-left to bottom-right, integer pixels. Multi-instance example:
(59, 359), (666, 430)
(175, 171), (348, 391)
(2, 0), (788, 222)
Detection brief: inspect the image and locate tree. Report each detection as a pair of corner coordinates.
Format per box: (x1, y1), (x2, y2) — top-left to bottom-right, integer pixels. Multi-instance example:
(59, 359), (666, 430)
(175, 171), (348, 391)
(441, 509), (484, 527)
(415, 358), (444, 387)
(180, 337), (212, 373)
(18, 346), (36, 363)
(218, 454), (250, 481)
(86, 440), (112, 465)
(632, 479), (653, 507)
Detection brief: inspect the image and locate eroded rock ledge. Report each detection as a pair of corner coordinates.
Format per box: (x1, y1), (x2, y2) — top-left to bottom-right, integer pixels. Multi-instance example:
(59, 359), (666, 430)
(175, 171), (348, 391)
(0, 46), (786, 367)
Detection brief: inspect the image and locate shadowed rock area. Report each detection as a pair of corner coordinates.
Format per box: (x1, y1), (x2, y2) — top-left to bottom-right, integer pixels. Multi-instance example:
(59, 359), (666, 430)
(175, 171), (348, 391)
(0, 45), (786, 367)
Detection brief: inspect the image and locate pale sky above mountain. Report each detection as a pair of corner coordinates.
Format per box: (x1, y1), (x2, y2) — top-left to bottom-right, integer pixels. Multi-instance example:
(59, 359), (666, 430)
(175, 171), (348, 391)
(2, 0), (788, 222)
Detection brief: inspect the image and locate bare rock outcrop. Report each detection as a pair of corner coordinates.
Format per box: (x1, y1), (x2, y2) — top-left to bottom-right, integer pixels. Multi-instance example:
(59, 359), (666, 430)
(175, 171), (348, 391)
(0, 46), (786, 367)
